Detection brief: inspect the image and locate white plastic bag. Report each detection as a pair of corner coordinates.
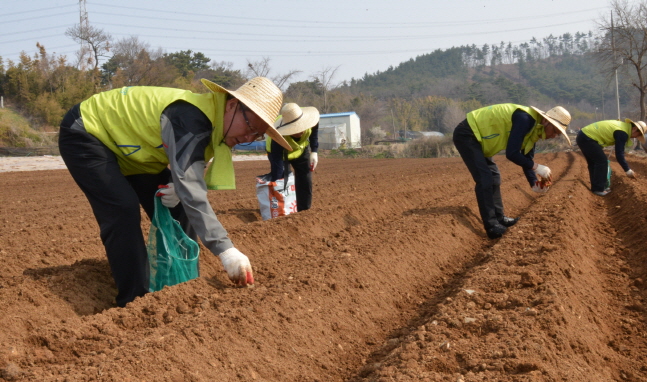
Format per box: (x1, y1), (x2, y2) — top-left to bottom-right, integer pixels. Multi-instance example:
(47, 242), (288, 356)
(256, 173), (297, 220)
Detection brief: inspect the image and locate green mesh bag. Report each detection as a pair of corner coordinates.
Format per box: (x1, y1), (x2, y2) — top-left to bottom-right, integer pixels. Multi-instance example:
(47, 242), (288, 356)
(147, 196), (200, 292)
(606, 159), (612, 190)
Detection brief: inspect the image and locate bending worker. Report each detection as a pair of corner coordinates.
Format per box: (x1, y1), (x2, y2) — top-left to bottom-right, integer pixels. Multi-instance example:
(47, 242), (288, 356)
(58, 77), (292, 307)
(266, 103), (320, 212)
(576, 118), (647, 196)
(453, 104), (572, 239)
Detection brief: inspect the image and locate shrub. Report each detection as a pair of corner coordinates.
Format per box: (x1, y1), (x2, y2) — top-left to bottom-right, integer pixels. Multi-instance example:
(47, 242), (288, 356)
(30, 93), (65, 127)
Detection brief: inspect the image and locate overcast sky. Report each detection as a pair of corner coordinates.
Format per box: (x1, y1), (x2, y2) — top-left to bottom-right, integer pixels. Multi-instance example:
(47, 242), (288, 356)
(1, 0), (612, 86)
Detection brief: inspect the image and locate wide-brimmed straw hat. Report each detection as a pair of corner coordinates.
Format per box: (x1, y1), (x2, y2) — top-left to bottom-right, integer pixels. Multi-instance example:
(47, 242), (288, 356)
(530, 106), (572, 145)
(201, 77), (291, 151)
(625, 118), (647, 144)
(274, 103), (320, 136)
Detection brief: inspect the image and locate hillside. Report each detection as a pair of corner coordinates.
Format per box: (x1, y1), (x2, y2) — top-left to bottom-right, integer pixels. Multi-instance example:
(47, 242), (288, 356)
(326, 48), (624, 138)
(0, 106), (57, 149)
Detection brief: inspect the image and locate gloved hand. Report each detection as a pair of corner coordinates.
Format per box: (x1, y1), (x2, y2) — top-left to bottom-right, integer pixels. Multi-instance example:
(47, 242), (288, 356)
(626, 169), (636, 178)
(533, 164), (552, 182)
(309, 152), (318, 172)
(218, 247), (254, 286)
(531, 181), (550, 193)
(156, 183), (180, 208)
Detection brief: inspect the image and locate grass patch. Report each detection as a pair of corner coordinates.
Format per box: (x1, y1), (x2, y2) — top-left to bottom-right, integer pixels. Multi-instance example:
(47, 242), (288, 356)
(0, 107), (57, 148)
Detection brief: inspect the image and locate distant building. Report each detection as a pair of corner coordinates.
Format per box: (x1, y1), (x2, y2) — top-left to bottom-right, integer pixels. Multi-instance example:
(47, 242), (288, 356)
(319, 112), (361, 149)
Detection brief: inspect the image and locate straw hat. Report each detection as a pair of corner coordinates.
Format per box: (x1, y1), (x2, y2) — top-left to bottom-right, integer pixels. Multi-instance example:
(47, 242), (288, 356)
(530, 106), (572, 145)
(274, 103), (320, 136)
(201, 77), (291, 151)
(625, 118), (647, 144)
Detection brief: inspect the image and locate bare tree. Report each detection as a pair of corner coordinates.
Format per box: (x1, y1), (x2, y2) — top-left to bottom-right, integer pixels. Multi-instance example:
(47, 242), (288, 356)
(65, 24), (111, 70)
(246, 57), (272, 77)
(272, 70), (302, 91)
(441, 100), (467, 134)
(311, 66), (340, 113)
(596, 0), (647, 120)
(246, 57), (301, 91)
(112, 36), (151, 62)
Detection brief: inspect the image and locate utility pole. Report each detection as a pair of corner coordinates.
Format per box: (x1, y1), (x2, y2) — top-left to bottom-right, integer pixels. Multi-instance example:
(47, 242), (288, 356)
(611, 11), (621, 120)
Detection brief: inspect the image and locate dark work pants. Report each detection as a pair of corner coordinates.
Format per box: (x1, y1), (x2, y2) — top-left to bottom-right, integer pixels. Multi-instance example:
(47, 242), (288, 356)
(58, 118), (192, 307)
(453, 120), (504, 230)
(576, 130), (609, 192)
(287, 146), (313, 212)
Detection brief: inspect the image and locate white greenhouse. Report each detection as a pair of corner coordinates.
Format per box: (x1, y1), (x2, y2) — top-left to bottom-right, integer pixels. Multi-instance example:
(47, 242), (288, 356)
(318, 112), (361, 149)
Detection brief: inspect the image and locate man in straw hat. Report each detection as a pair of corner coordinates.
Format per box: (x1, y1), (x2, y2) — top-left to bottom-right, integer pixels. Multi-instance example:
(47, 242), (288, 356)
(58, 77), (292, 307)
(264, 103), (321, 212)
(452, 103), (572, 239)
(575, 118), (647, 196)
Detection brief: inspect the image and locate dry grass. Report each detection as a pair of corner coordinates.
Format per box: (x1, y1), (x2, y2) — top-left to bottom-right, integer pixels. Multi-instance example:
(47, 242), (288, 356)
(0, 107), (57, 149)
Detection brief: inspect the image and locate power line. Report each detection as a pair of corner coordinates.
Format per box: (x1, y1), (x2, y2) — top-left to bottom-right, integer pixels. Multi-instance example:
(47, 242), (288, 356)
(1, 25), (71, 40)
(87, 2), (607, 28)
(0, 11), (77, 25)
(0, 4), (76, 18)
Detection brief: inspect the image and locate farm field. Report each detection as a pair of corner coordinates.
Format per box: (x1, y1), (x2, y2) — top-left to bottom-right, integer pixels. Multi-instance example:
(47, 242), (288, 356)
(1, 152), (647, 381)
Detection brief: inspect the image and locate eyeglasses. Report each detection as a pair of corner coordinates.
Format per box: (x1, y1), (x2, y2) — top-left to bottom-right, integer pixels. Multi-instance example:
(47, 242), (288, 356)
(239, 103), (265, 142)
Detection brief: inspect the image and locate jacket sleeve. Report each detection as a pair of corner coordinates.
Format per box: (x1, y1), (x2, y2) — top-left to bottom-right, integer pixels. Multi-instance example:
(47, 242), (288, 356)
(613, 130), (630, 172)
(505, 109), (538, 187)
(268, 139), (286, 181)
(161, 101), (234, 256)
(310, 123), (319, 153)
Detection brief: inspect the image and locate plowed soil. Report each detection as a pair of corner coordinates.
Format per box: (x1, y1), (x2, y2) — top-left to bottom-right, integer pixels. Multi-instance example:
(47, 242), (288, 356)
(1, 152), (647, 382)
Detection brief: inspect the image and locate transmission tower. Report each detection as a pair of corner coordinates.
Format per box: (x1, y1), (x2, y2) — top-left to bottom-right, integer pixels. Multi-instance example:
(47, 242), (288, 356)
(78, 0), (92, 69)
(79, 0), (89, 30)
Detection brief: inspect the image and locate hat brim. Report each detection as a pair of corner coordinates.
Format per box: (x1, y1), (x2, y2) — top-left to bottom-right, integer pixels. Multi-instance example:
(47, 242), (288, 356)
(625, 119), (647, 144)
(201, 79), (292, 151)
(274, 107), (320, 136)
(531, 106), (571, 146)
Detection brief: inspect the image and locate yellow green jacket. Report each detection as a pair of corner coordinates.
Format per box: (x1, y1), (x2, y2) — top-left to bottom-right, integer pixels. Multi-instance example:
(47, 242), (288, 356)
(581, 120), (632, 148)
(80, 86), (233, 189)
(466, 104), (545, 157)
(265, 128), (312, 160)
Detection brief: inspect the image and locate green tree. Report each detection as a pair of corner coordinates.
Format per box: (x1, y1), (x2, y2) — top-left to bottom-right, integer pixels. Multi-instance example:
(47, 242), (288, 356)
(164, 50), (211, 78)
(195, 61), (246, 91)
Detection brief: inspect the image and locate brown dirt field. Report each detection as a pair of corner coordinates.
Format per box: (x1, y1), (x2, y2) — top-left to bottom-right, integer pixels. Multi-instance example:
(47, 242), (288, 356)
(1, 152), (647, 382)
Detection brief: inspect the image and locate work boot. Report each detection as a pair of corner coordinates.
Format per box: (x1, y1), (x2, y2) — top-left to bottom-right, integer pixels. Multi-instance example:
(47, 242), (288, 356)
(500, 216), (519, 227)
(486, 224), (507, 239)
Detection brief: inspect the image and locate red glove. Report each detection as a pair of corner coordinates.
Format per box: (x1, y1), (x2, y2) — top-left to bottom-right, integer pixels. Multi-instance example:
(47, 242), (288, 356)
(156, 183), (180, 207)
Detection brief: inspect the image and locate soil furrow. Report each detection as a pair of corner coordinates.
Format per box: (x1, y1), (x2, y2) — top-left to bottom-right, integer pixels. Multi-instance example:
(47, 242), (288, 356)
(0, 154), (646, 381)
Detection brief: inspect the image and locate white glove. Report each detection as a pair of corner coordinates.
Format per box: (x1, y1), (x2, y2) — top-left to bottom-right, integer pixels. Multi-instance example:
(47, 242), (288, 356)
(218, 247), (254, 286)
(309, 152), (318, 172)
(533, 164), (552, 182)
(626, 169), (636, 178)
(156, 183), (180, 208)
(531, 181), (550, 193)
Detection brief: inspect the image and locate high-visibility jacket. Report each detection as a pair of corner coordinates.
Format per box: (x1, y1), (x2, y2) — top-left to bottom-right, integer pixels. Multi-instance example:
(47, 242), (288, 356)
(80, 86), (234, 189)
(466, 104), (545, 157)
(581, 120), (632, 148)
(266, 128), (312, 160)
